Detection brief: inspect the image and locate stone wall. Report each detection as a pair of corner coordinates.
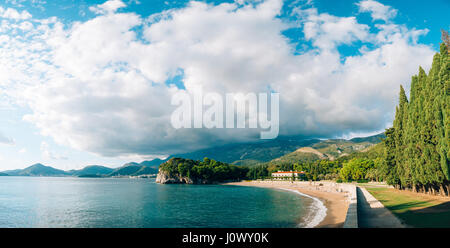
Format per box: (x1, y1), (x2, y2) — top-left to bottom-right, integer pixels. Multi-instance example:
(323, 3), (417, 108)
(342, 184), (358, 228)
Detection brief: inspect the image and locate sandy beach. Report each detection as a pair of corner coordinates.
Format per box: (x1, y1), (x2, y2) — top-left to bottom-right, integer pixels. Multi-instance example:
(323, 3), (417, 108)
(223, 180), (350, 228)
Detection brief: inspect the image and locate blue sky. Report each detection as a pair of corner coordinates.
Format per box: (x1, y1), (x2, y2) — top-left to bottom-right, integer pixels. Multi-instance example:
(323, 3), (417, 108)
(0, 0), (448, 170)
(4, 0), (448, 47)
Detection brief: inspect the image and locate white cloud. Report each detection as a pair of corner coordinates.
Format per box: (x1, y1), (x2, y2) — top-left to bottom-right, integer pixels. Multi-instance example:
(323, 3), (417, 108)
(300, 8), (370, 50)
(5, 0), (46, 9)
(0, 0), (436, 157)
(357, 0), (397, 22)
(89, 0), (126, 15)
(0, 6), (32, 20)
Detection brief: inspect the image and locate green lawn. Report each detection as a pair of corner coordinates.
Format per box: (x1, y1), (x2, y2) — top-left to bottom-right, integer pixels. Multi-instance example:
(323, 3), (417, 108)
(365, 187), (450, 228)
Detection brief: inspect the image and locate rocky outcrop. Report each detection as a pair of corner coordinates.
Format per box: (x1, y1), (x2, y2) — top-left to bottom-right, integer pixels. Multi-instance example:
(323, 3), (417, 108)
(155, 169), (212, 184)
(156, 170), (191, 184)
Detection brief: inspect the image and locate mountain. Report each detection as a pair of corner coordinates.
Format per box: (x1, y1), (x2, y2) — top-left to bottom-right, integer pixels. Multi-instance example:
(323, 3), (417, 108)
(139, 158), (166, 168)
(310, 138), (380, 159)
(1, 169), (21, 175)
(270, 147), (328, 164)
(108, 163), (141, 176)
(349, 133), (385, 143)
(169, 138), (321, 165)
(69, 165), (114, 177)
(4, 163), (69, 177)
(168, 133), (384, 166)
(345, 142), (385, 161)
(1, 163), (157, 178)
(0, 133), (385, 177)
(132, 166), (158, 176)
(108, 162), (158, 177)
(268, 133), (384, 165)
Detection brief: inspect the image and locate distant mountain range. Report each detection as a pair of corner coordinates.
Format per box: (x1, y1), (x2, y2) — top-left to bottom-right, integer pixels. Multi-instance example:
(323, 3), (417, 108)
(3, 163), (69, 177)
(108, 162), (158, 177)
(0, 133), (385, 177)
(1, 162), (159, 177)
(68, 165), (114, 177)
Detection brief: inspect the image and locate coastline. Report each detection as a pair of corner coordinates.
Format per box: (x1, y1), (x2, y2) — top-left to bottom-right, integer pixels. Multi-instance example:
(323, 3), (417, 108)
(223, 180), (349, 228)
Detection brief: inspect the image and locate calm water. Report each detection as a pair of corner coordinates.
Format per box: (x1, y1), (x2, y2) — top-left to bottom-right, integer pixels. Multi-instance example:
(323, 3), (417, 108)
(0, 177), (314, 228)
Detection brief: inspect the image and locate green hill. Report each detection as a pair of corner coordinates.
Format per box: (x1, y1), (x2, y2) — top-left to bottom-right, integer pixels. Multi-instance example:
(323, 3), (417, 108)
(131, 166), (158, 176)
(5, 163), (69, 176)
(108, 163), (158, 177)
(311, 139), (377, 159)
(140, 159), (166, 168)
(340, 142), (385, 161)
(69, 165), (114, 177)
(349, 133), (385, 143)
(270, 147), (323, 164)
(2, 169), (23, 175)
(268, 134), (384, 165)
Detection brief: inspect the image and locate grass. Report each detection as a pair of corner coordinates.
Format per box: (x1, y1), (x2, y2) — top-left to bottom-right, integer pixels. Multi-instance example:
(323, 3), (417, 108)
(365, 187), (450, 228)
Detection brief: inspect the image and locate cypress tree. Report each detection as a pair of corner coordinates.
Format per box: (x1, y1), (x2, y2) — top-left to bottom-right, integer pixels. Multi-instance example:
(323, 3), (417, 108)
(385, 42), (449, 195)
(393, 86), (409, 188)
(381, 128), (399, 187)
(437, 43), (450, 194)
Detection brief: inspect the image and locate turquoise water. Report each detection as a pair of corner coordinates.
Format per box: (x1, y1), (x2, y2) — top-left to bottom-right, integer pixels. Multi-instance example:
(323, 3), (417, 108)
(0, 177), (314, 228)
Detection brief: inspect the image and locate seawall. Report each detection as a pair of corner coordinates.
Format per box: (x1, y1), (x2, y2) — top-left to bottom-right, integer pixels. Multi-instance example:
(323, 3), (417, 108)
(342, 184), (358, 228)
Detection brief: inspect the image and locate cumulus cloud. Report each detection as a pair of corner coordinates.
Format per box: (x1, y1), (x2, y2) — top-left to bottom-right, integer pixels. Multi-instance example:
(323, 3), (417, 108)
(0, 0), (436, 157)
(0, 6), (31, 20)
(300, 8), (371, 50)
(357, 0), (397, 22)
(89, 0), (126, 15)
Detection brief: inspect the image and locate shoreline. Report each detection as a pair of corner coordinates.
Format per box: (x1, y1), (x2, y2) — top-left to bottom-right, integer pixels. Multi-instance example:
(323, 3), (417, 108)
(222, 180), (349, 228)
(279, 187), (327, 228)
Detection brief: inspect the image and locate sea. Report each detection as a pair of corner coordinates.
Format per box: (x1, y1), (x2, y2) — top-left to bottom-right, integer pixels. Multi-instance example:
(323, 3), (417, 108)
(0, 177), (325, 228)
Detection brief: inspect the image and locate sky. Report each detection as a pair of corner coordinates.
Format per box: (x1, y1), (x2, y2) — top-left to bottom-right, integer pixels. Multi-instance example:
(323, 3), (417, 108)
(0, 0), (448, 170)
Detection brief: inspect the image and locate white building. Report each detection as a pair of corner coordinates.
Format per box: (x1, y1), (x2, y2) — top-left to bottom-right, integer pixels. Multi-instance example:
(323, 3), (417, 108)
(271, 171), (305, 178)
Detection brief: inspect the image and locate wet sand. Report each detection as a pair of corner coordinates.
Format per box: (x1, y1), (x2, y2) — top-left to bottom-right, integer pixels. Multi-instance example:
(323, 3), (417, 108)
(223, 181), (349, 228)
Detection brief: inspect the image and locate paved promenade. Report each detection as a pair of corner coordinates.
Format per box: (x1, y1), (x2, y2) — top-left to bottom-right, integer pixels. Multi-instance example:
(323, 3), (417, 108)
(357, 187), (406, 228)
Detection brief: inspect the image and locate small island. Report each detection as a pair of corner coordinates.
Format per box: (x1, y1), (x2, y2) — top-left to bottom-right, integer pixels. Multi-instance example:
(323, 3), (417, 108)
(156, 157), (248, 184)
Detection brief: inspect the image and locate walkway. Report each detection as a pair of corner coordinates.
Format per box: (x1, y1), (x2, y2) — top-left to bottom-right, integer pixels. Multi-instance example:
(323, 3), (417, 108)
(357, 186), (406, 228)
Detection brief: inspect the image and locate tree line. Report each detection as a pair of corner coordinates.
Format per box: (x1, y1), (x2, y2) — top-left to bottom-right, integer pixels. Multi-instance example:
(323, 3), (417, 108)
(380, 42), (449, 195)
(159, 157), (248, 183)
(246, 157), (381, 183)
